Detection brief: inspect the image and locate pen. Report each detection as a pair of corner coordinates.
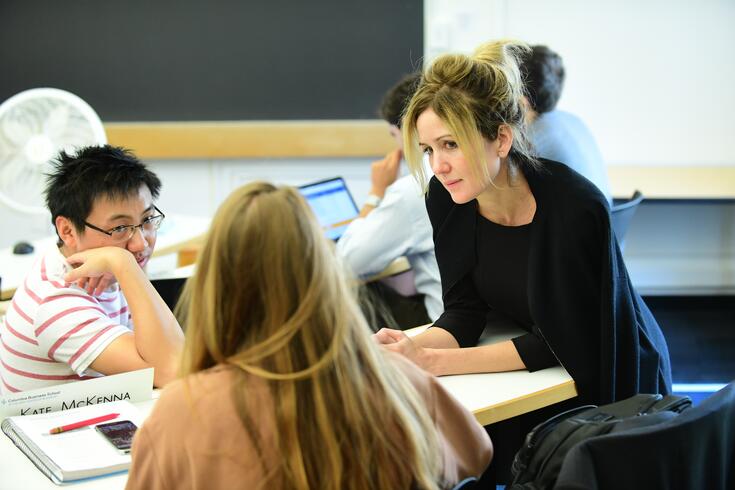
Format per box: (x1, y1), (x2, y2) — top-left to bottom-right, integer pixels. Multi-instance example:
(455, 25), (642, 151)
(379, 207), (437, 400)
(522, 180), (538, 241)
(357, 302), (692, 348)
(48, 412), (120, 434)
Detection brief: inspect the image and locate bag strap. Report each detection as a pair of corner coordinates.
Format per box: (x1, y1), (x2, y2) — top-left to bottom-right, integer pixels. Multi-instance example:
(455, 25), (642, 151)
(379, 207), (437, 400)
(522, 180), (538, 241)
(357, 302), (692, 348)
(594, 394), (662, 418)
(523, 405), (598, 448)
(648, 394), (692, 414)
(511, 404), (597, 479)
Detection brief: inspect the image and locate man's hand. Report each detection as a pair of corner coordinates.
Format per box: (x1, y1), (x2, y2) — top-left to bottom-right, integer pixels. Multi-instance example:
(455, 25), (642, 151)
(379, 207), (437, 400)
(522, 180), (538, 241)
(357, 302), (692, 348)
(369, 148), (402, 198)
(64, 247), (133, 286)
(65, 246), (183, 388)
(77, 275), (118, 296)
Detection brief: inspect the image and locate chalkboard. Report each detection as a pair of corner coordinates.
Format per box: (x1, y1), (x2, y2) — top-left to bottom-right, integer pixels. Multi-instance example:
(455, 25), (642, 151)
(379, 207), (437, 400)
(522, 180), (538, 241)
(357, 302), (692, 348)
(0, 0), (423, 121)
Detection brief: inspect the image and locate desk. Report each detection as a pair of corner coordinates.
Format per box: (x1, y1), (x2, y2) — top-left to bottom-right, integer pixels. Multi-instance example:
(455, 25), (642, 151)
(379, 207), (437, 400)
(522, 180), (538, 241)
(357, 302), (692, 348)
(0, 393), (159, 490)
(406, 324), (577, 426)
(0, 215), (210, 300)
(1, 328), (576, 489)
(440, 366), (576, 427)
(364, 256), (411, 282)
(150, 257), (412, 284)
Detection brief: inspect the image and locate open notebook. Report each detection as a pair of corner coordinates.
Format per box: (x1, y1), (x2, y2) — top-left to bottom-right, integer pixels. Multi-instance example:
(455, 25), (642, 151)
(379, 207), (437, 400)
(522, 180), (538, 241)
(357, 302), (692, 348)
(1, 400), (143, 484)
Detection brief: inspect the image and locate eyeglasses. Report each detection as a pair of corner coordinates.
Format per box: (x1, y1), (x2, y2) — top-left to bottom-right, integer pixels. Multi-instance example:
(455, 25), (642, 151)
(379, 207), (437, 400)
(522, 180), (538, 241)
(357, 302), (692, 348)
(83, 205), (166, 243)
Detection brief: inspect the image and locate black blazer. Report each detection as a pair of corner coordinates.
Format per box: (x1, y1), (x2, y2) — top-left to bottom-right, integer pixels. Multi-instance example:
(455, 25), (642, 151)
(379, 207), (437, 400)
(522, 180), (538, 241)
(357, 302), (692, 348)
(427, 159), (672, 405)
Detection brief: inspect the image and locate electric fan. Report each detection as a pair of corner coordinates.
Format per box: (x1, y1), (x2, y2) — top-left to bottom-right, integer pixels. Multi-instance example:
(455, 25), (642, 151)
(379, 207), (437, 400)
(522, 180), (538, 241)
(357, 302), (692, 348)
(0, 88), (107, 215)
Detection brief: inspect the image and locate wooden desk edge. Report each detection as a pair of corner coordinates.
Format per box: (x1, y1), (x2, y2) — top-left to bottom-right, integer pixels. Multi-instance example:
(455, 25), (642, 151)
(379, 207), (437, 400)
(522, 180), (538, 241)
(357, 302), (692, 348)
(152, 234), (206, 258)
(404, 325), (579, 425)
(364, 256), (411, 282)
(473, 379), (578, 426)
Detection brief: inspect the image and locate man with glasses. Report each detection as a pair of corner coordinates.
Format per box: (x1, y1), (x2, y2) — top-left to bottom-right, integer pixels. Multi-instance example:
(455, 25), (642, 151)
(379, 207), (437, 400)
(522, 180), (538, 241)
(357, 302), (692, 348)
(0, 145), (184, 393)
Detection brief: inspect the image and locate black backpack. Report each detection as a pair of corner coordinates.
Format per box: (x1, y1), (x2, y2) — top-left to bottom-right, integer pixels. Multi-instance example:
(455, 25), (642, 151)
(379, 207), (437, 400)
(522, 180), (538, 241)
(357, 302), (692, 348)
(509, 393), (692, 490)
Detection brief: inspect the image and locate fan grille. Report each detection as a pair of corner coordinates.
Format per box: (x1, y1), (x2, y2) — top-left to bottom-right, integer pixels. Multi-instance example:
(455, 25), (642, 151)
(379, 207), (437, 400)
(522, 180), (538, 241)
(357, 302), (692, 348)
(0, 88), (106, 214)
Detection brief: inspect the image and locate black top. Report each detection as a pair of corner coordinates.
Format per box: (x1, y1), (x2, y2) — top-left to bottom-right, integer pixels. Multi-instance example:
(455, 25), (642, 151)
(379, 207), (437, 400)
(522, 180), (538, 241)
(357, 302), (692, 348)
(427, 159), (672, 405)
(473, 216), (557, 371)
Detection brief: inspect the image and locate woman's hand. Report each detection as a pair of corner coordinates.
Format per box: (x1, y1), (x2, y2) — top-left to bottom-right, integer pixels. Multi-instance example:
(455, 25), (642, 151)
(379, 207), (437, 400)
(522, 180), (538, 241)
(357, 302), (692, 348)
(373, 327), (406, 345)
(374, 328), (434, 373)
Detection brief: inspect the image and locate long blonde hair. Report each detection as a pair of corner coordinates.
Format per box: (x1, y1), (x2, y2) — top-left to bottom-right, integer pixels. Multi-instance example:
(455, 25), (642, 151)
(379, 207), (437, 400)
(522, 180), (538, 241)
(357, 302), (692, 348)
(403, 39), (540, 189)
(179, 182), (442, 489)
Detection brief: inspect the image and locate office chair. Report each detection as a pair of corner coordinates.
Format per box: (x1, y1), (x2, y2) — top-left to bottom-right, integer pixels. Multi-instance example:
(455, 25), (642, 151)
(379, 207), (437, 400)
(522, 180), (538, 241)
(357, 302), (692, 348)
(554, 381), (735, 490)
(610, 190), (644, 249)
(150, 277), (187, 312)
(449, 476), (478, 489)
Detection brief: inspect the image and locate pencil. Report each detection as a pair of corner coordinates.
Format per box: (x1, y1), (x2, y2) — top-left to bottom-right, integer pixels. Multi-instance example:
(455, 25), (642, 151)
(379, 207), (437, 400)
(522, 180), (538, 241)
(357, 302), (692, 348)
(49, 412), (120, 434)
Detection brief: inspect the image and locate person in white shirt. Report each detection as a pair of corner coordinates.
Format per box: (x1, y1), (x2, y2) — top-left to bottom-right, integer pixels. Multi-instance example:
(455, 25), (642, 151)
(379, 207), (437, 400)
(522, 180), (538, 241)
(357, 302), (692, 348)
(337, 73), (442, 328)
(0, 145), (184, 393)
(520, 45), (613, 205)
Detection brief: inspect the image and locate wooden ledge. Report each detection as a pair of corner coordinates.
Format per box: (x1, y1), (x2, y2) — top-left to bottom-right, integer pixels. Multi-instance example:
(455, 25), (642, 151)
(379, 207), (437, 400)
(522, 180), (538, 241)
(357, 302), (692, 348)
(105, 120), (396, 159)
(105, 122), (735, 200)
(609, 166), (735, 200)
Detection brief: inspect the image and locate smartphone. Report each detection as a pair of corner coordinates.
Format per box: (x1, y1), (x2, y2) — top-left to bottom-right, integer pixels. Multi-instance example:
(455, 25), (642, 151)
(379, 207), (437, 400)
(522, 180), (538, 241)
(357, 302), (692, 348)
(95, 420), (138, 454)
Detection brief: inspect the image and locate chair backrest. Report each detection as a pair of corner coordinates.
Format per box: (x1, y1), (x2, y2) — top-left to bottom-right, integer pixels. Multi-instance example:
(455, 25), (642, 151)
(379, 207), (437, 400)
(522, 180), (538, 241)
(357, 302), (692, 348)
(449, 476), (478, 490)
(150, 277), (187, 311)
(610, 190), (644, 248)
(555, 382), (735, 490)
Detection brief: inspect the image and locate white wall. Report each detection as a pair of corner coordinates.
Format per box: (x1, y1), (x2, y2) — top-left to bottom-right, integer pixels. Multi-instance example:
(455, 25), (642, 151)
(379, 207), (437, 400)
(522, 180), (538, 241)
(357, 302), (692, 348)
(148, 157), (377, 219)
(423, 0), (735, 293)
(2, 0), (733, 293)
(0, 157), (377, 249)
(148, 157), (377, 276)
(424, 0), (735, 167)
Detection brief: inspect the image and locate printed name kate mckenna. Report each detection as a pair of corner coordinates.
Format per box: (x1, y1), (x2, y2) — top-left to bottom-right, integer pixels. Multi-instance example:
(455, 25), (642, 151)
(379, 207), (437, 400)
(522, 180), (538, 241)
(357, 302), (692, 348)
(20, 392), (132, 415)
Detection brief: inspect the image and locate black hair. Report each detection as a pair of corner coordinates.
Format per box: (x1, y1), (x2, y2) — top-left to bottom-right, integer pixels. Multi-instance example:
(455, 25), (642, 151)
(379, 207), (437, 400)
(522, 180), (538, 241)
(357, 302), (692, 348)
(45, 145), (162, 239)
(520, 45), (565, 114)
(379, 72), (422, 127)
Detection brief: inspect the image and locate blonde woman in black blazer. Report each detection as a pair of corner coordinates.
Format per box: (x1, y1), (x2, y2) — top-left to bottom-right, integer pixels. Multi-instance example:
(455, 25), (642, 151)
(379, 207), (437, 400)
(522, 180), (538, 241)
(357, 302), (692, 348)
(374, 40), (672, 484)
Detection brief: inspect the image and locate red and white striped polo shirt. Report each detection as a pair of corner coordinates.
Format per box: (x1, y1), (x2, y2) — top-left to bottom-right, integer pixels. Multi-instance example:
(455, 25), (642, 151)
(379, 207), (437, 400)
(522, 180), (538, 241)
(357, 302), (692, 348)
(0, 246), (133, 393)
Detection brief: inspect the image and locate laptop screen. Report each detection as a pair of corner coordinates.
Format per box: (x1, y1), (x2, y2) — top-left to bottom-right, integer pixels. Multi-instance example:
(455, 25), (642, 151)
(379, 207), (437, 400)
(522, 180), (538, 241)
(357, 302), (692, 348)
(298, 177), (359, 241)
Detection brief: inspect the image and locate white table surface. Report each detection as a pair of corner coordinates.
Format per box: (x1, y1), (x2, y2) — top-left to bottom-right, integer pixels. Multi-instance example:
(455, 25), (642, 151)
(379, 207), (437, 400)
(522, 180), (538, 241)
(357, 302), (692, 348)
(0, 394), (159, 490)
(0, 214), (210, 300)
(406, 324), (576, 426)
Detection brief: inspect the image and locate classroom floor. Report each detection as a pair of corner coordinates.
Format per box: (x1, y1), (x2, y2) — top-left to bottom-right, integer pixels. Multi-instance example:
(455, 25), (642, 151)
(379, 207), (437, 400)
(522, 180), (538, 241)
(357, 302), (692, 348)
(646, 295), (735, 404)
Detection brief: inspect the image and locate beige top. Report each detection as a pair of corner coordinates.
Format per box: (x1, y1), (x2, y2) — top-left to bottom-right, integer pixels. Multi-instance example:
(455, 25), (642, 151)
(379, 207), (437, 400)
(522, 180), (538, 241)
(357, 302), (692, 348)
(126, 354), (492, 489)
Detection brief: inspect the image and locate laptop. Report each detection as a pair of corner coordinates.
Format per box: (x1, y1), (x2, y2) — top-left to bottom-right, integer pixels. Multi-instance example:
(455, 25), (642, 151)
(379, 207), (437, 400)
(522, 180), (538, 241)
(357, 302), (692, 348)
(298, 177), (359, 241)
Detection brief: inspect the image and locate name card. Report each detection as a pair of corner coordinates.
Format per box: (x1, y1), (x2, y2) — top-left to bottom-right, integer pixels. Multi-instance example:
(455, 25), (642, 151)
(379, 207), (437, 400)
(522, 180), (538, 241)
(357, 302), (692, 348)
(0, 368), (153, 420)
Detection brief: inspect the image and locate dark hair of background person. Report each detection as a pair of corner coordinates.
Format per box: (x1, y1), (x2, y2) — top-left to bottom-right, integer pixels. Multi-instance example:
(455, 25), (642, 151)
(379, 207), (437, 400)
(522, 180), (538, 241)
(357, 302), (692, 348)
(45, 145), (162, 240)
(520, 45), (565, 114)
(379, 72), (423, 128)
